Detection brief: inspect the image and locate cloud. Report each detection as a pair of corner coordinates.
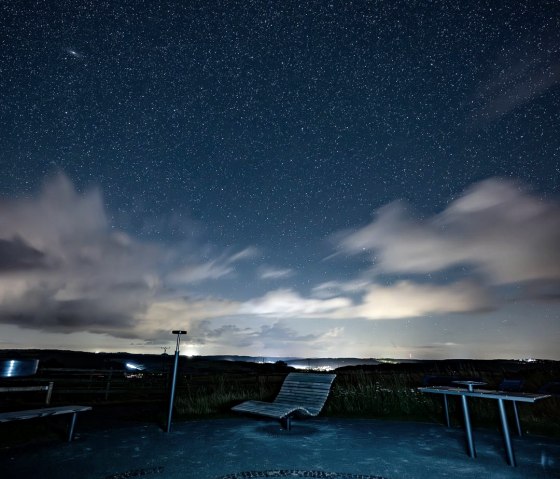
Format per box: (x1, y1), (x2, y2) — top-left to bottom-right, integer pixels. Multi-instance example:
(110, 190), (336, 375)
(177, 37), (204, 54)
(0, 173), (352, 345)
(259, 266), (294, 279)
(167, 259), (234, 284)
(312, 280), (370, 298)
(0, 174), (165, 336)
(472, 31), (560, 120)
(258, 322), (318, 342)
(239, 289), (352, 318)
(0, 173), (109, 256)
(167, 247), (259, 284)
(236, 280), (491, 322)
(0, 237), (47, 272)
(332, 280), (494, 320)
(415, 342), (460, 350)
(137, 297), (240, 341)
(0, 173), (251, 341)
(190, 319), (343, 354)
(228, 246), (260, 263)
(337, 178), (560, 286)
(2, 173), (555, 351)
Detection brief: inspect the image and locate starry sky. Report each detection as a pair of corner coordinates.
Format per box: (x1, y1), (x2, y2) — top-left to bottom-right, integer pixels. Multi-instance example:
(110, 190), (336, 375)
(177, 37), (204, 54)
(1, 0), (559, 359)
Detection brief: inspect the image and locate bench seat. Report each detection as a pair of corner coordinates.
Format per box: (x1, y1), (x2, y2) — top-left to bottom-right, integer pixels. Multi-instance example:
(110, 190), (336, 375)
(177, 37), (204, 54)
(232, 372), (336, 429)
(231, 400), (314, 419)
(0, 405), (92, 441)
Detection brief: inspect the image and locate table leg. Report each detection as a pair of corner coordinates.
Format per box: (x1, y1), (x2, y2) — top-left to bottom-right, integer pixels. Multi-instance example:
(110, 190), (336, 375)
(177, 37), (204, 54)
(443, 394), (451, 427)
(511, 401), (522, 436)
(498, 399), (516, 467)
(461, 395), (476, 458)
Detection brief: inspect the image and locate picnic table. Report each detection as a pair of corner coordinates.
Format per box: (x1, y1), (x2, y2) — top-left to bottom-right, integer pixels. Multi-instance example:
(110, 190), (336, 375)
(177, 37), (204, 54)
(419, 385), (550, 467)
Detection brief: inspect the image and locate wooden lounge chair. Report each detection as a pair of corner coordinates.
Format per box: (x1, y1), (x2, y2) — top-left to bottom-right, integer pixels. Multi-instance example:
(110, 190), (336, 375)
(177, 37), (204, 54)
(231, 372), (336, 429)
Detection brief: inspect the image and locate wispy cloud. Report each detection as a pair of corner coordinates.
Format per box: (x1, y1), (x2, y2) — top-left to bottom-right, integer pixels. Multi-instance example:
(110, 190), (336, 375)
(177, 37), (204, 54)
(167, 247), (259, 284)
(259, 266), (295, 280)
(167, 259), (234, 284)
(332, 280), (494, 320)
(239, 289), (352, 318)
(472, 30), (560, 121)
(228, 247), (260, 263)
(312, 279), (370, 298)
(337, 178), (560, 286)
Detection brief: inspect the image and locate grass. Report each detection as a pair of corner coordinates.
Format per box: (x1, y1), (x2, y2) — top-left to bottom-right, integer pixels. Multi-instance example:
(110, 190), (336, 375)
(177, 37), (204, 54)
(323, 370), (436, 420)
(175, 374), (280, 418)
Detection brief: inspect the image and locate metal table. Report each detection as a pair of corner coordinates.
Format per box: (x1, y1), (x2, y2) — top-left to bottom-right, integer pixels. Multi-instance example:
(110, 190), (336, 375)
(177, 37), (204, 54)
(419, 386), (550, 466)
(453, 380), (487, 392)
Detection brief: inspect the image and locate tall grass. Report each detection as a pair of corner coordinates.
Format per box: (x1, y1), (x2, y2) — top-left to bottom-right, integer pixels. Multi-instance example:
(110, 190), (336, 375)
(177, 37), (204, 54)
(175, 374), (279, 417)
(173, 366), (560, 436)
(323, 370), (436, 420)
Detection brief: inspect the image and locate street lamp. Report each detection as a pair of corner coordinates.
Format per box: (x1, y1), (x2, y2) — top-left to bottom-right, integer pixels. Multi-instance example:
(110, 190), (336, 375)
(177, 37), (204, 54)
(166, 330), (187, 432)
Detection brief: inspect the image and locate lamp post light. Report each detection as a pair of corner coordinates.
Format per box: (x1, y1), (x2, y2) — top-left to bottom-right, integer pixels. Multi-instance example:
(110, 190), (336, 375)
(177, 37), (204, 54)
(166, 330), (187, 432)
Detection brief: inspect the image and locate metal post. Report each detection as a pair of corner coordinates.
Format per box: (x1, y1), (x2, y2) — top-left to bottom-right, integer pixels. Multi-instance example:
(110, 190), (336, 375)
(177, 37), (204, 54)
(166, 330), (187, 433)
(498, 398), (516, 466)
(68, 412), (77, 442)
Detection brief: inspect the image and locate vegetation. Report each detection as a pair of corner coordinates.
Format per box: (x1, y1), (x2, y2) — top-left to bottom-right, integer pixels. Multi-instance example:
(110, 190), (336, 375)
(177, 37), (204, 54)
(175, 374), (280, 417)
(173, 361), (560, 436)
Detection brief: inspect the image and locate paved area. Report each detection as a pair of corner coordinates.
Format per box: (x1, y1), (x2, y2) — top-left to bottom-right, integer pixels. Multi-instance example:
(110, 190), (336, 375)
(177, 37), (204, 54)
(1, 417), (559, 479)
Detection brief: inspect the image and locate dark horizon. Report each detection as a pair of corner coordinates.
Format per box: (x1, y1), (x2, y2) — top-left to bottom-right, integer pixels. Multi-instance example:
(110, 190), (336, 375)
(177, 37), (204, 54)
(0, 347), (554, 364)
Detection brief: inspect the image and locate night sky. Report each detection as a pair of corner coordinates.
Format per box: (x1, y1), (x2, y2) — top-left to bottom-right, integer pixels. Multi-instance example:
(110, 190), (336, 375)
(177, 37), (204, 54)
(1, 0), (559, 359)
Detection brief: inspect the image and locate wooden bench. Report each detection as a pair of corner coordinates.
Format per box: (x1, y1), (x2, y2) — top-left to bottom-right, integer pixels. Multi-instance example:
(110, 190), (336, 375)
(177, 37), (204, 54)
(232, 372), (336, 429)
(0, 382), (54, 405)
(0, 405), (92, 442)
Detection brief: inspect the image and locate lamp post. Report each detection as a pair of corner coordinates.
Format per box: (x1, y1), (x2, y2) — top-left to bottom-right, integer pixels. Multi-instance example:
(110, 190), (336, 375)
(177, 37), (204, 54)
(166, 330), (187, 432)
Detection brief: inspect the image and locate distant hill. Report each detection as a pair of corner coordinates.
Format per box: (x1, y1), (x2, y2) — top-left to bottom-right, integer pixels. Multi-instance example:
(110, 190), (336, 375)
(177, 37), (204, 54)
(0, 349), (554, 375)
(0, 350), (410, 374)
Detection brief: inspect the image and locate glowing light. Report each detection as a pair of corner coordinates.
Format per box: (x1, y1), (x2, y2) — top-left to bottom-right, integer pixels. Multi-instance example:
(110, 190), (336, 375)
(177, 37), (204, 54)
(182, 344), (198, 357)
(126, 362), (142, 370)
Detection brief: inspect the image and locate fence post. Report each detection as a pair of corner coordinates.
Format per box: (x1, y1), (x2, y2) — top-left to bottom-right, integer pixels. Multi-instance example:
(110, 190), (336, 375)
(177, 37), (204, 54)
(46, 381), (54, 405)
(105, 369), (113, 401)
